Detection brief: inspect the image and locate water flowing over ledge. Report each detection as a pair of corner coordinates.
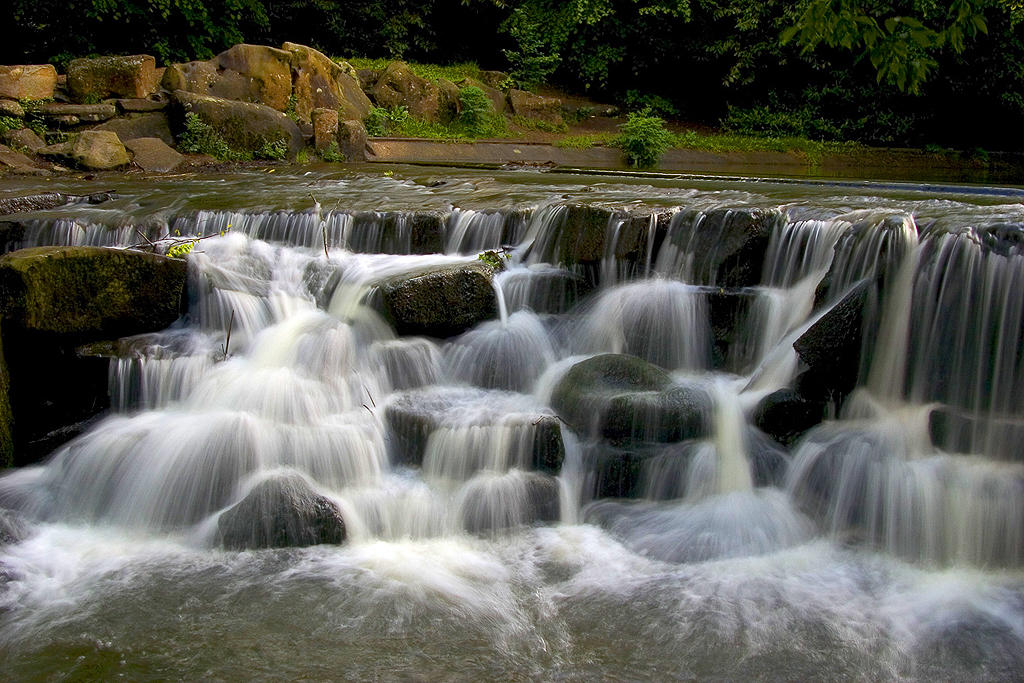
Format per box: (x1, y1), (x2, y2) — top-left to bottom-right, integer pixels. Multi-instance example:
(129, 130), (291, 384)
(1, 167), (1023, 679)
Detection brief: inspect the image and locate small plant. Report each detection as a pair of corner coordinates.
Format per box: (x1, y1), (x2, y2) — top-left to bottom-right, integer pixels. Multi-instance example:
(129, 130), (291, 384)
(617, 109), (672, 169)
(167, 241), (195, 259)
(0, 116), (21, 135)
(478, 250), (507, 269)
(458, 86), (494, 137)
(363, 106), (409, 137)
(319, 141), (345, 162)
(255, 137), (289, 161)
(285, 94), (299, 123)
(178, 112), (248, 161)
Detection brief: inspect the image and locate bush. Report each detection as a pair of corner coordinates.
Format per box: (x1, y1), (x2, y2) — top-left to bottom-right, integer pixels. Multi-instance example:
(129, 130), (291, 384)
(255, 137), (288, 161)
(363, 106), (409, 137)
(617, 109), (672, 168)
(458, 86), (493, 137)
(177, 112), (244, 160)
(319, 141), (345, 162)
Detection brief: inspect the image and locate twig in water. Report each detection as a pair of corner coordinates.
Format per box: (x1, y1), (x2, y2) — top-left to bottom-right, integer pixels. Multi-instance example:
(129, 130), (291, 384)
(363, 385), (377, 409)
(223, 309), (235, 358)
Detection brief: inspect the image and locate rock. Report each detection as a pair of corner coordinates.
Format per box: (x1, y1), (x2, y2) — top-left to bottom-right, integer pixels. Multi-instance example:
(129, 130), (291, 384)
(531, 415), (566, 474)
(436, 78), (460, 121)
(0, 246), (186, 336)
(172, 90), (303, 160)
(356, 68), (378, 91)
(551, 354), (713, 444)
(0, 145), (49, 176)
(479, 70), (510, 90)
(124, 137), (184, 173)
(0, 100), (24, 118)
(114, 97), (167, 113)
(0, 65), (58, 100)
(70, 130), (130, 170)
(36, 141), (74, 162)
(50, 115), (80, 127)
(507, 89), (563, 126)
(312, 107), (339, 151)
(163, 44), (293, 111)
(793, 280), (869, 398)
(338, 119), (367, 162)
(704, 287), (760, 371)
(369, 61), (451, 123)
(0, 192), (108, 216)
(663, 208), (784, 287)
(753, 388), (827, 447)
(346, 210), (445, 254)
(1, 128), (45, 153)
(0, 331), (10, 467)
(95, 112), (174, 145)
(379, 261), (497, 338)
(584, 444), (651, 499)
(40, 102), (117, 123)
(66, 55), (158, 101)
(217, 473), (346, 549)
(928, 407), (1024, 461)
(282, 42), (372, 122)
(459, 471), (560, 534)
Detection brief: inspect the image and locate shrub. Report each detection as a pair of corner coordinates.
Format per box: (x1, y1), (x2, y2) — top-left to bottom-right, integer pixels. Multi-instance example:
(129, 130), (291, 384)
(319, 141), (345, 162)
(363, 106), (409, 137)
(177, 112), (246, 160)
(458, 86), (493, 137)
(0, 116), (22, 135)
(255, 137), (288, 161)
(624, 90), (678, 118)
(617, 109), (672, 169)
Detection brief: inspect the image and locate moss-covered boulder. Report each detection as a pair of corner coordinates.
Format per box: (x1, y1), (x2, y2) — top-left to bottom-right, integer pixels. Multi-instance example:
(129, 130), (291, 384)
(172, 90), (303, 159)
(66, 55), (159, 101)
(368, 61), (452, 123)
(551, 353), (713, 444)
(217, 473), (347, 550)
(0, 246), (186, 336)
(283, 42), (372, 122)
(163, 44), (293, 111)
(379, 261), (497, 338)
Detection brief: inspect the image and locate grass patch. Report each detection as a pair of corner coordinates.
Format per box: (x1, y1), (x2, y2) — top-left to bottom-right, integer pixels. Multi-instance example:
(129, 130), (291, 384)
(670, 129), (862, 164)
(364, 103), (510, 141)
(341, 57), (481, 84)
(512, 115), (567, 134)
(553, 133), (617, 149)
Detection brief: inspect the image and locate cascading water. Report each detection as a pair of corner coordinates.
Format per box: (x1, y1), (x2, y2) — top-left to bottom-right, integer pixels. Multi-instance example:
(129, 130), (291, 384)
(1, 168), (1023, 679)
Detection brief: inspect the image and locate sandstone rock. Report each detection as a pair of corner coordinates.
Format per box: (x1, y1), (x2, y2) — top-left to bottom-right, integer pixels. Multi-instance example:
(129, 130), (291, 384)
(70, 130), (130, 170)
(369, 61), (450, 123)
(115, 97), (168, 113)
(379, 261), (497, 338)
(124, 137), (184, 173)
(1, 128), (46, 153)
(338, 119), (367, 162)
(0, 65), (57, 100)
(217, 473), (346, 549)
(437, 78), (460, 121)
(163, 44), (293, 111)
(67, 55), (158, 101)
(0, 100), (24, 118)
(508, 89), (563, 126)
(282, 42), (372, 122)
(312, 107), (339, 151)
(0, 145), (49, 175)
(173, 90), (303, 159)
(95, 112), (174, 145)
(37, 141), (73, 162)
(41, 102), (117, 123)
(50, 115), (80, 127)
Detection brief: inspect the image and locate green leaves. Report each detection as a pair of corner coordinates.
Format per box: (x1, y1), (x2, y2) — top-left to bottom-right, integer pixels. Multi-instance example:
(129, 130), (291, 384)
(617, 109), (672, 168)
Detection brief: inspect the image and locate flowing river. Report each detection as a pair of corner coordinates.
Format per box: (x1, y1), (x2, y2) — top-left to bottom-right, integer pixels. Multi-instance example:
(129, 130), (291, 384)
(0, 165), (1022, 680)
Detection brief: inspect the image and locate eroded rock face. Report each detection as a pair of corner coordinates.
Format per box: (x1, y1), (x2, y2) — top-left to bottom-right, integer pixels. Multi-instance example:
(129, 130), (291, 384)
(66, 55), (159, 101)
(283, 42), (372, 122)
(163, 44), (294, 111)
(217, 473), (347, 549)
(172, 90), (304, 159)
(0, 65), (58, 100)
(379, 261), (497, 338)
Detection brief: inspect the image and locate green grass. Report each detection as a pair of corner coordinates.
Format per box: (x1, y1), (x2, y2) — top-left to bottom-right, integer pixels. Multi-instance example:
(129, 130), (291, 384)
(340, 57), (482, 84)
(554, 133), (618, 149)
(669, 130), (862, 164)
(512, 115), (567, 134)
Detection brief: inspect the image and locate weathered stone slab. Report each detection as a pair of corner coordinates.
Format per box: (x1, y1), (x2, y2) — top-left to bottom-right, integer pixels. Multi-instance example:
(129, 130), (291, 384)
(67, 55), (159, 101)
(0, 65), (57, 100)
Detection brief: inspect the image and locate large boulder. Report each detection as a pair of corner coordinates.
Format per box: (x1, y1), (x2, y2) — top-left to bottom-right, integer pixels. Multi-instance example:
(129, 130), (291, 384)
(0, 65), (58, 100)
(312, 107), (339, 152)
(96, 112), (174, 145)
(217, 473), (347, 549)
(0, 246), (186, 337)
(163, 44), (293, 111)
(338, 120), (368, 162)
(66, 55), (159, 101)
(369, 61), (452, 123)
(282, 42), (372, 122)
(793, 280), (869, 399)
(551, 354), (713, 444)
(172, 90), (303, 159)
(507, 89), (563, 126)
(124, 137), (184, 173)
(70, 130), (130, 170)
(378, 261), (497, 338)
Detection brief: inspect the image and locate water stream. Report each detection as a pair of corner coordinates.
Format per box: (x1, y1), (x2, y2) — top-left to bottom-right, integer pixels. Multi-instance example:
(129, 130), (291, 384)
(1, 166), (1022, 679)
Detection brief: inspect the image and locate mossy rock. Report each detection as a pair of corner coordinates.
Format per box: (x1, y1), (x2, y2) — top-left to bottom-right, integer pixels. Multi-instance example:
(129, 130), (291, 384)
(0, 246), (186, 337)
(66, 55), (158, 101)
(551, 353), (713, 444)
(379, 261), (497, 338)
(172, 90), (303, 160)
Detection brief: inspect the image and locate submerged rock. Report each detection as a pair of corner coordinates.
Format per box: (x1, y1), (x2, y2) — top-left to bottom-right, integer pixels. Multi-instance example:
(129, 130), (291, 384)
(217, 473), (346, 549)
(661, 208), (783, 286)
(551, 353), (713, 444)
(793, 280), (868, 399)
(459, 470), (560, 534)
(379, 261), (497, 338)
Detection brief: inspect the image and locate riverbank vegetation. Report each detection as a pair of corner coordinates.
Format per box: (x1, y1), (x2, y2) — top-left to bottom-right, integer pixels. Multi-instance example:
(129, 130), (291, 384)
(3, 0), (1022, 155)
